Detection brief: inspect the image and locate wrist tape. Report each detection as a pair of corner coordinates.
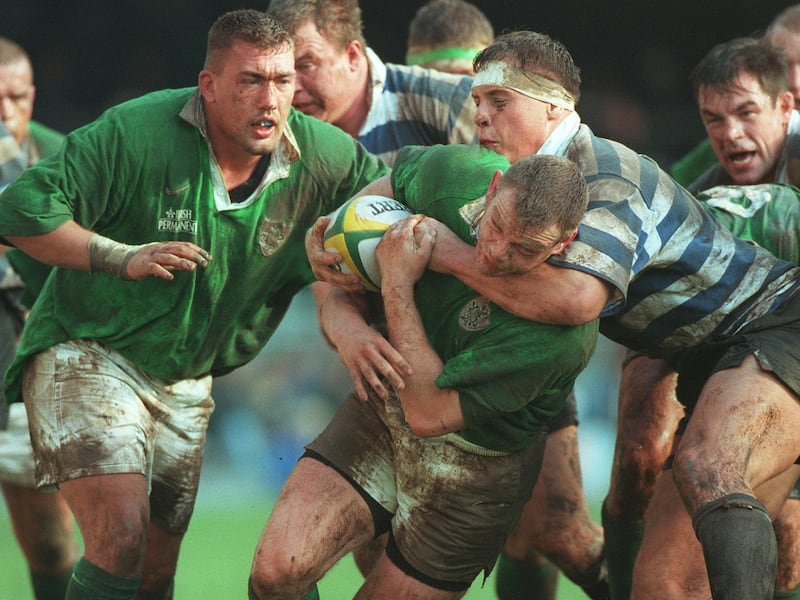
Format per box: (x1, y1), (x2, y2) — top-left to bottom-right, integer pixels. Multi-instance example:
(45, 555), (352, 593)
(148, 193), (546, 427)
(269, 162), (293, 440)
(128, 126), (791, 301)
(87, 233), (141, 279)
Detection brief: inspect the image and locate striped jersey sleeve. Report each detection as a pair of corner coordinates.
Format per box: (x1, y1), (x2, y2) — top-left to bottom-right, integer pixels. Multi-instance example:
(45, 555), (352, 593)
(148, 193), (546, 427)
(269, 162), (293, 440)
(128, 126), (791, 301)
(552, 125), (800, 356)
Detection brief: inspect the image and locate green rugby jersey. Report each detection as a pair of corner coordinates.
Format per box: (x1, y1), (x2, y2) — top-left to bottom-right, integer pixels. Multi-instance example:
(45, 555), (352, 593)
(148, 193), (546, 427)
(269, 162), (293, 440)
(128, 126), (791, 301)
(0, 88), (388, 403)
(392, 144), (598, 452)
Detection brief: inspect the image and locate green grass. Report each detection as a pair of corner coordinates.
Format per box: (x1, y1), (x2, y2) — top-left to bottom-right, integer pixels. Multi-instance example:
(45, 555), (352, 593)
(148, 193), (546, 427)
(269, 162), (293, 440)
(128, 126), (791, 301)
(0, 484), (587, 599)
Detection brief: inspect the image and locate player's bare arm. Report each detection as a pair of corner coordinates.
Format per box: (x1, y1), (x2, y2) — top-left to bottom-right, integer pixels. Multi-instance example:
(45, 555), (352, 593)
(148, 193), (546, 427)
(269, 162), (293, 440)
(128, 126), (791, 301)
(377, 215), (465, 437)
(311, 281), (410, 401)
(4, 220), (211, 281)
(305, 174), (396, 290)
(425, 216), (611, 325)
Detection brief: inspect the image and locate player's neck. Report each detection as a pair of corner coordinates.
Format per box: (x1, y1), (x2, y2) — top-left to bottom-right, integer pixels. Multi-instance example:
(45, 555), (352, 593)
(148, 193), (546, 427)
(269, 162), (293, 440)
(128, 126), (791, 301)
(333, 71), (371, 138)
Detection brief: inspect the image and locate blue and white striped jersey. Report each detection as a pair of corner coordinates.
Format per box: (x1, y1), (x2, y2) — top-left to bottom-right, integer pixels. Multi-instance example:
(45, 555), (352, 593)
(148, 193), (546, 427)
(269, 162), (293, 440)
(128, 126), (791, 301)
(357, 49), (477, 166)
(552, 124), (800, 357)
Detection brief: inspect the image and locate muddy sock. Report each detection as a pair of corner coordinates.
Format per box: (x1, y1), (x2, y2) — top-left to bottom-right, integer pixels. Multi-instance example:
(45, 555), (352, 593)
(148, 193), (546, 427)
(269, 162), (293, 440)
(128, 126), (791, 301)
(601, 498), (643, 600)
(65, 556), (141, 600)
(494, 552), (558, 600)
(30, 568), (73, 600)
(572, 551), (609, 600)
(694, 493), (776, 600)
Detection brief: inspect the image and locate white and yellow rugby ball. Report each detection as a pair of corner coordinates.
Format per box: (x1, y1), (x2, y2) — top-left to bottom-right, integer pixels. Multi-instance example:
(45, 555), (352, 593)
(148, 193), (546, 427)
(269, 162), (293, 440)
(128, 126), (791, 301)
(323, 195), (412, 291)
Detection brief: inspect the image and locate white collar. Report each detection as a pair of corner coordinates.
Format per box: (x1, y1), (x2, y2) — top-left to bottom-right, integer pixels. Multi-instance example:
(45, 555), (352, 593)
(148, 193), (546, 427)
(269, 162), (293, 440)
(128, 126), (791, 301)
(537, 111), (581, 157)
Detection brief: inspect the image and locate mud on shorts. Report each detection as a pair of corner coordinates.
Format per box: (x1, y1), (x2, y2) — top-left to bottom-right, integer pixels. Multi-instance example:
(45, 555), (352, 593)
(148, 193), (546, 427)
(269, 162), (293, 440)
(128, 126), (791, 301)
(305, 390), (547, 591)
(0, 402), (36, 487)
(23, 339), (215, 533)
(0, 286), (26, 430)
(672, 287), (800, 497)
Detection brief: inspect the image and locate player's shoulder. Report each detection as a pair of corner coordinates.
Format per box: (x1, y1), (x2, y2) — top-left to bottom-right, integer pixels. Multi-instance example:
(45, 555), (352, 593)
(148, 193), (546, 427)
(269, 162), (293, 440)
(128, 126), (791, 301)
(383, 62), (472, 98)
(107, 87), (195, 116)
(95, 88), (197, 136)
(287, 109), (385, 180)
(287, 108), (361, 158)
(397, 143), (506, 172)
(28, 121), (65, 156)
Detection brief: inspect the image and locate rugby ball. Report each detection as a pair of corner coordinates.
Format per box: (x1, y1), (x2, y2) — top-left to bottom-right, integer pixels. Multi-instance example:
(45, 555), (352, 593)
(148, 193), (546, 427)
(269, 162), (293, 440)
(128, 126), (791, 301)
(323, 195), (413, 291)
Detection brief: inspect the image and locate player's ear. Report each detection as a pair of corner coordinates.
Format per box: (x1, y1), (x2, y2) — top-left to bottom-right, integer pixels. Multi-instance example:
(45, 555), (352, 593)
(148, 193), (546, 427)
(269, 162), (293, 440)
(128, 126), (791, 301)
(553, 228), (579, 255)
(198, 70), (215, 101)
(485, 170), (504, 204)
(779, 90), (794, 121)
(344, 39), (365, 73)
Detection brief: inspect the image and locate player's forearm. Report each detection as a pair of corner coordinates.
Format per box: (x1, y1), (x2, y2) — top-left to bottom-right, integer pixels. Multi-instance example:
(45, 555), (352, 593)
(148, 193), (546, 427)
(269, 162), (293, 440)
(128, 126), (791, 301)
(312, 282), (373, 350)
(382, 283), (464, 436)
(431, 240), (608, 325)
(353, 175), (394, 200)
(5, 220), (92, 270)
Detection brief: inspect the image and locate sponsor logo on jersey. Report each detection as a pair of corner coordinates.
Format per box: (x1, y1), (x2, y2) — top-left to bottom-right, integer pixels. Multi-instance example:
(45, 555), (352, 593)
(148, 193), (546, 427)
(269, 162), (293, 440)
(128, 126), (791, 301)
(158, 208), (198, 234)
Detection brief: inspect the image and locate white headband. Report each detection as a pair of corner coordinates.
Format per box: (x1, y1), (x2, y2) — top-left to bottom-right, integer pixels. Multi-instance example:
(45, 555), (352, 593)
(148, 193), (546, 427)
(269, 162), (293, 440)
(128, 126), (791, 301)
(472, 61), (576, 111)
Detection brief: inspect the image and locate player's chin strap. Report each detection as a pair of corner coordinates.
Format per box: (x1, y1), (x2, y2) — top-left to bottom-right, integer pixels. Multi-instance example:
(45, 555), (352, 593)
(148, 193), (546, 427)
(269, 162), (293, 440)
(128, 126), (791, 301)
(692, 493), (776, 600)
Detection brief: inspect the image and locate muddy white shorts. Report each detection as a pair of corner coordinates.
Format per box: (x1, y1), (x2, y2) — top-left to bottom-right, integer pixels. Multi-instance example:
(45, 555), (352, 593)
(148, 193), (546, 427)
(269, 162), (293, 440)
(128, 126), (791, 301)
(23, 339), (215, 533)
(0, 402), (36, 487)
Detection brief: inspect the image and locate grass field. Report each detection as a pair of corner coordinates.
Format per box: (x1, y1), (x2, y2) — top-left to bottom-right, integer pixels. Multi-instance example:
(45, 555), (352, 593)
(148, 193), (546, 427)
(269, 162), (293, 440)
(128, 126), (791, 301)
(0, 473), (589, 599)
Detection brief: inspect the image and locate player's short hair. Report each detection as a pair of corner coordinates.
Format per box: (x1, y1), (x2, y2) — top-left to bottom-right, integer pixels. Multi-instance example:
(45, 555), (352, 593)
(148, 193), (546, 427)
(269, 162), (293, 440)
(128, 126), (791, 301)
(768, 4), (800, 35)
(267, 0), (366, 51)
(0, 36), (31, 70)
(500, 154), (587, 239)
(205, 9), (293, 68)
(690, 36), (789, 102)
(474, 31), (582, 106)
(408, 0), (493, 52)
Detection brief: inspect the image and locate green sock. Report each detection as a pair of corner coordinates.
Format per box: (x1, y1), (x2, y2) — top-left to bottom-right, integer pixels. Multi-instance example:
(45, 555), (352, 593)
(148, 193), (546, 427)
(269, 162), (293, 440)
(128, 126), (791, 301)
(602, 499), (644, 600)
(494, 552), (558, 600)
(301, 583), (320, 600)
(30, 569), (73, 600)
(775, 585), (800, 599)
(572, 552), (609, 600)
(65, 556), (141, 600)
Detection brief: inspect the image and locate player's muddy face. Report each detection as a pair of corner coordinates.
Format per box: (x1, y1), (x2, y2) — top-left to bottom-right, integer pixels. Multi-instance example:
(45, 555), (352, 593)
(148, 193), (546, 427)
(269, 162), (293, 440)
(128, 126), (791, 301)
(201, 41), (295, 160)
(475, 189), (562, 276)
(698, 72), (793, 185)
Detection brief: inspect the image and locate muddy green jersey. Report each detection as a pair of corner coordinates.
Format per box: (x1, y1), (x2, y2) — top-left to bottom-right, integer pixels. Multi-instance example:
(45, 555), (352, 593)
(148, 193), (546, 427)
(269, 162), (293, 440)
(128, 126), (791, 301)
(0, 88), (388, 403)
(699, 184), (800, 264)
(392, 144), (598, 452)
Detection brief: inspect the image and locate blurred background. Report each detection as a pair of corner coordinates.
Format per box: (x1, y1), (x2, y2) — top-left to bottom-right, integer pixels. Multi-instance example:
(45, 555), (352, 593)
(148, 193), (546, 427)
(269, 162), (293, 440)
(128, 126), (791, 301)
(0, 1), (794, 597)
(5, 1), (793, 166)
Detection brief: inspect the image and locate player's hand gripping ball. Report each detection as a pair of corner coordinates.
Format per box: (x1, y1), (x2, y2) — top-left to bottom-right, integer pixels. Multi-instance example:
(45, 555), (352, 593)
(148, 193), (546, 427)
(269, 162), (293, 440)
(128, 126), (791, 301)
(323, 195), (413, 291)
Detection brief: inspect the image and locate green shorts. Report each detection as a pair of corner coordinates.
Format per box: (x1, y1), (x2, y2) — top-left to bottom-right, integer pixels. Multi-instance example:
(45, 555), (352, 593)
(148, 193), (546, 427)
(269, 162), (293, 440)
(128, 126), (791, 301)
(306, 390), (546, 590)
